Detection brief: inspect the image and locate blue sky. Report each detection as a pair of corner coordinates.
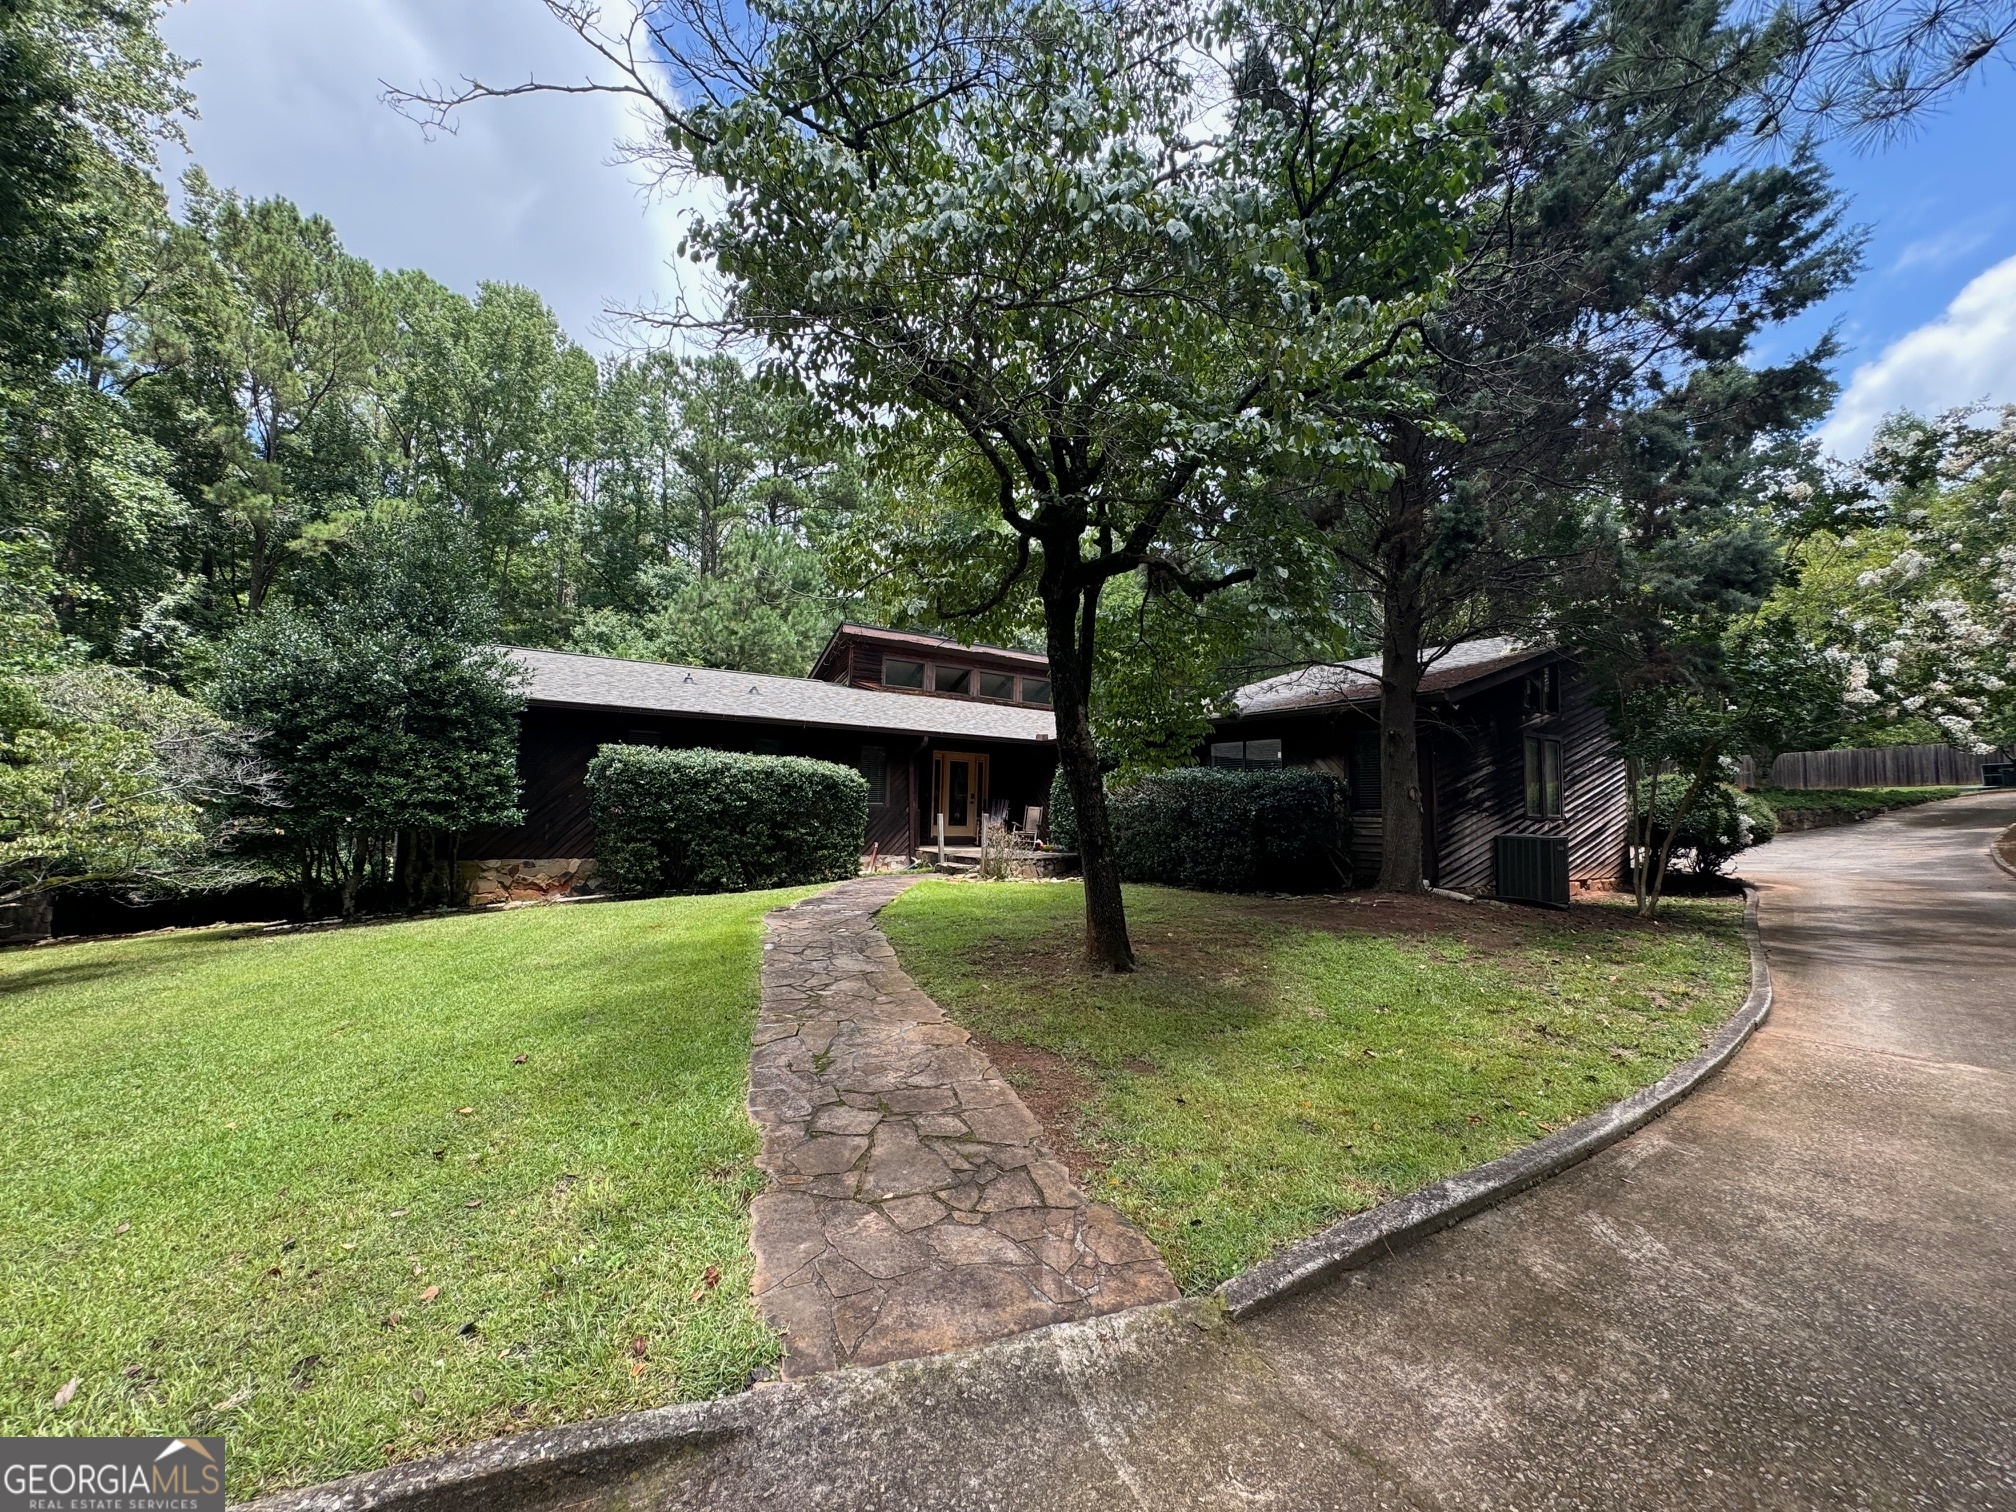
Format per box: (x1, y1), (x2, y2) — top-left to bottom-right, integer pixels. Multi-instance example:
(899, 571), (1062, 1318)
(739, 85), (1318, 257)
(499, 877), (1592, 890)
(161, 2), (2015, 459)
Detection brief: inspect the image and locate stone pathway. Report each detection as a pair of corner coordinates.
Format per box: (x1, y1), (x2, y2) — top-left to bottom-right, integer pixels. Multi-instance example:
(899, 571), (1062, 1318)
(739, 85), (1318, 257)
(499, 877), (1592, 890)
(747, 876), (1177, 1377)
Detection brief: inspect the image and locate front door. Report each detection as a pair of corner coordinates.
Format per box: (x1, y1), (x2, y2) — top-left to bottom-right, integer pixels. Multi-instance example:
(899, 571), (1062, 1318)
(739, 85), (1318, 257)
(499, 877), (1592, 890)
(931, 750), (989, 843)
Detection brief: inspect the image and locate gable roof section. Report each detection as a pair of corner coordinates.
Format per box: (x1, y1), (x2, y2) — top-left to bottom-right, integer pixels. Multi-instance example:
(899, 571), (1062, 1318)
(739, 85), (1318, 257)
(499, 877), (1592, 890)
(1231, 637), (1549, 717)
(503, 646), (1057, 744)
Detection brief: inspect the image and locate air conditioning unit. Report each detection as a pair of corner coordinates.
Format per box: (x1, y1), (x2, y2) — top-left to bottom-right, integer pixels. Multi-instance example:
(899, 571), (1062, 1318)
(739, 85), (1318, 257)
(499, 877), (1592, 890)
(1495, 834), (1569, 909)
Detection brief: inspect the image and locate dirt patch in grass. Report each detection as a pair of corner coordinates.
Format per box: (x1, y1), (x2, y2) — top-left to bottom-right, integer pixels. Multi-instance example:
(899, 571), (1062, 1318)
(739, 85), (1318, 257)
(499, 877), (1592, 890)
(965, 1030), (1107, 1183)
(881, 881), (1750, 1291)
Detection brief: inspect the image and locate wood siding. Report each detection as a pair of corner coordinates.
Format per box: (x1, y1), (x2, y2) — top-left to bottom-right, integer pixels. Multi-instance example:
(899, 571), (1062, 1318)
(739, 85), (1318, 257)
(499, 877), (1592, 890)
(1206, 659), (1628, 893)
(1425, 673), (1626, 893)
(462, 706), (1052, 863)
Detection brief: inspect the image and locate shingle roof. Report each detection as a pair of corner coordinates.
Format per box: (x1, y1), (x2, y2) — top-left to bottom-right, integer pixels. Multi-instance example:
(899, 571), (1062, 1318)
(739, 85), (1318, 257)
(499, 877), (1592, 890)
(1231, 637), (1545, 716)
(503, 646), (1057, 744)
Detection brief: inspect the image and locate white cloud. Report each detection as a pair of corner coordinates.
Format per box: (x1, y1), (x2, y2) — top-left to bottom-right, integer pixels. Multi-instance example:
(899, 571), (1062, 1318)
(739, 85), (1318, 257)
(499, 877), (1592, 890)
(1820, 252), (2016, 459)
(159, 0), (707, 351)
(1889, 223), (1994, 274)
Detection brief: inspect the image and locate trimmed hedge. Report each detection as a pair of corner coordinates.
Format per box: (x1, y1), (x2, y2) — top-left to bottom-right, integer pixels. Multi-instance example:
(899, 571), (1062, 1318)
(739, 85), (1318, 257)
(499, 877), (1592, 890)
(1051, 766), (1348, 892)
(586, 745), (867, 896)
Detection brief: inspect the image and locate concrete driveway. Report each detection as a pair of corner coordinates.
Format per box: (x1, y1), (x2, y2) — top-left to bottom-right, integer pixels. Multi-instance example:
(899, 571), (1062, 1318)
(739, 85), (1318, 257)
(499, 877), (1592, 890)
(319, 794), (2016, 1511)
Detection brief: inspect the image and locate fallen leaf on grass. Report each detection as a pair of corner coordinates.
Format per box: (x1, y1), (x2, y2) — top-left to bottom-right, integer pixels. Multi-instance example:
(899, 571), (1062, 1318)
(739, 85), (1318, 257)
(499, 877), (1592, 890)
(52, 1378), (79, 1408)
(513, 1055), (528, 1065)
(215, 1388), (252, 1412)
(630, 1362), (647, 1378)
(456, 1107), (474, 1116)
(464, 1200), (484, 1210)
(457, 1322), (478, 1337)
(410, 1387), (426, 1406)
(266, 1266), (283, 1277)
(630, 1337), (649, 1357)
(113, 1223), (130, 1235)
(418, 1285), (439, 1303)
(388, 1209), (409, 1219)
(702, 1265), (721, 1289)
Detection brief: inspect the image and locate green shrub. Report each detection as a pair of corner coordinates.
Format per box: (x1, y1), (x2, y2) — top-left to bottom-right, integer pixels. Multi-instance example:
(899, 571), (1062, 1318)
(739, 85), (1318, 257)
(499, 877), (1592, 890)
(1636, 780), (1777, 874)
(1108, 767), (1347, 892)
(587, 745), (867, 896)
(1047, 767), (1078, 850)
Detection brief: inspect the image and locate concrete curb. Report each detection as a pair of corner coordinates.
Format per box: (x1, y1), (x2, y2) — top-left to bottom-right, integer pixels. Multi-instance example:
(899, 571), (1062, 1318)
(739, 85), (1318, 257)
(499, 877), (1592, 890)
(1216, 885), (1774, 1320)
(1991, 823), (2016, 882)
(236, 1395), (755, 1512)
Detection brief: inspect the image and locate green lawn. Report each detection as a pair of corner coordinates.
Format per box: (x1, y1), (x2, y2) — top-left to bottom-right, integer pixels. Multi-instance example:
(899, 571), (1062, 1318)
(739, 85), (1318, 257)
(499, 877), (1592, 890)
(881, 881), (1749, 1292)
(0, 890), (810, 1499)
(1752, 785), (1964, 815)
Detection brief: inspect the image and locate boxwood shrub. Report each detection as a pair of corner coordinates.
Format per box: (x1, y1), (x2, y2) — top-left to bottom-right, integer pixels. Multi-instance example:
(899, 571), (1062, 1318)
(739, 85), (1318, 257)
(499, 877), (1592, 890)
(1050, 765), (1348, 892)
(587, 745), (867, 896)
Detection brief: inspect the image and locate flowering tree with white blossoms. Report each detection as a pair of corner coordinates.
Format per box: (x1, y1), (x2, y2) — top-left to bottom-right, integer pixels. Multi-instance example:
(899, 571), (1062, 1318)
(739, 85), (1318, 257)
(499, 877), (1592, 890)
(1777, 407), (2016, 753)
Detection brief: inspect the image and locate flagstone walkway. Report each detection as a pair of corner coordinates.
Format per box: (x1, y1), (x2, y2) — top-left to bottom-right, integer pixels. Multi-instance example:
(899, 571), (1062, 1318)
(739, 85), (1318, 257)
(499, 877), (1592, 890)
(747, 876), (1177, 1377)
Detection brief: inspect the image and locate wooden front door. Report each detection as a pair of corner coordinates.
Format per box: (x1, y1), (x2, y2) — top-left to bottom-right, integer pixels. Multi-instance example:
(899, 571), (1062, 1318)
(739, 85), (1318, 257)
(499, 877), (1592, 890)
(931, 750), (989, 843)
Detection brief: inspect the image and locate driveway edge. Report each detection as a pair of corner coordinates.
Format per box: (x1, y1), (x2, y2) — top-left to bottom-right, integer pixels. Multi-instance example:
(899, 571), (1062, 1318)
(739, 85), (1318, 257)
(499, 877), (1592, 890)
(1991, 822), (2016, 881)
(1216, 885), (1774, 1320)
(235, 1395), (758, 1512)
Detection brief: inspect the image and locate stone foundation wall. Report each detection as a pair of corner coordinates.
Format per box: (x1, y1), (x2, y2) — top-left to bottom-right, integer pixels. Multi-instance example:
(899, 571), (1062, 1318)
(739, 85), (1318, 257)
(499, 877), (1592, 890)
(459, 858), (597, 906)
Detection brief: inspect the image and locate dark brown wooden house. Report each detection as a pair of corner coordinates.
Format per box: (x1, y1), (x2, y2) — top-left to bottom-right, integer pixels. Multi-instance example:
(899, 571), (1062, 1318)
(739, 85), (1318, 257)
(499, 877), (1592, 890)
(1209, 639), (1628, 895)
(459, 627), (1058, 901)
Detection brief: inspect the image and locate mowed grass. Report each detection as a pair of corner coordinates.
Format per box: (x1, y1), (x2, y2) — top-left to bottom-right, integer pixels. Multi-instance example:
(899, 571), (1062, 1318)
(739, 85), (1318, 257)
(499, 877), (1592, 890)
(881, 881), (1749, 1292)
(0, 890), (812, 1499)
(1752, 784), (1964, 814)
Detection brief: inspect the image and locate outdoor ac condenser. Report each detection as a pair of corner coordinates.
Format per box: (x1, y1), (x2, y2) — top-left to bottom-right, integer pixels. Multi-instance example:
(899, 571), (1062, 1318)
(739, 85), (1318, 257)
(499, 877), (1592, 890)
(1494, 833), (1570, 909)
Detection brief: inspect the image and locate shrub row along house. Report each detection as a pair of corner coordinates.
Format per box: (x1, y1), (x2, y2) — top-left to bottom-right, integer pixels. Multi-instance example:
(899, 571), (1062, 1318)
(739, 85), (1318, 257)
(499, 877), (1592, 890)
(461, 624), (1628, 901)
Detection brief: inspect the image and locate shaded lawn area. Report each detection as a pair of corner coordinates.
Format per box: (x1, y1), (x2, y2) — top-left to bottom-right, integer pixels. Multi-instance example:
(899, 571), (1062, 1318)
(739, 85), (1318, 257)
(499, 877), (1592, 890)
(0, 890), (812, 1499)
(1753, 785), (1963, 815)
(880, 881), (1749, 1293)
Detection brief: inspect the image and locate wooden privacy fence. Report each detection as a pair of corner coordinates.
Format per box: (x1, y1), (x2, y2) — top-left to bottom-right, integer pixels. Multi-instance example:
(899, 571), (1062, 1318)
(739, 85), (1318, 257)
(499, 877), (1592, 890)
(1743, 743), (1990, 790)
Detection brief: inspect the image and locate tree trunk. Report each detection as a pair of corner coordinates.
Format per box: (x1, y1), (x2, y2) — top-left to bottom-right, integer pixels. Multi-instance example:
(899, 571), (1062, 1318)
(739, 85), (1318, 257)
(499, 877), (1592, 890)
(1376, 596), (1429, 892)
(1040, 554), (1133, 971)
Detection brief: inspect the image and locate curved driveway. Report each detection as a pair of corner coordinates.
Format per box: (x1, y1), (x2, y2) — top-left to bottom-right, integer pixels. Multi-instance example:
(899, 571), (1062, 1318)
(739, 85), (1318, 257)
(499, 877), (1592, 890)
(479, 795), (2016, 1510)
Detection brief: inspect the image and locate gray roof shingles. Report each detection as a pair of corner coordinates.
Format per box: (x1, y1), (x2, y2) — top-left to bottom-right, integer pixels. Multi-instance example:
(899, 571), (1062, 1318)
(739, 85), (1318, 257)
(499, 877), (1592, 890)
(1231, 637), (1541, 716)
(502, 646), (1057, 744)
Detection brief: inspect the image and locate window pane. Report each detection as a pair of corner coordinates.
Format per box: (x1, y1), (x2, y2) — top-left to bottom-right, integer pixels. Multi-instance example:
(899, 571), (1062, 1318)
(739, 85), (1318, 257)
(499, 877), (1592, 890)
(1210, 741), (1245, 768)
(933, 665), (971, 694)
(947, 759), (969, 824)
(1544, 738), (1563, 816)
(883, 657), (924, 688)
(1525, 736), (1543, 816)
(978, 671), (1015, 700)
(1245, 739), (1283, 767)
(1021, 678), (1052, 705)
(858, 746), (888, 805)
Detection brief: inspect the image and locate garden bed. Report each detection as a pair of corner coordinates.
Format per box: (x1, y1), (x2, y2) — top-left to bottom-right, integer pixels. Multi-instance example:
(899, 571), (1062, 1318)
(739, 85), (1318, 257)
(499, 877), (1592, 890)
(1751, 785), (1965, 830)
(880, 881), (1750, 1293)
(0, 891), (811, 1500)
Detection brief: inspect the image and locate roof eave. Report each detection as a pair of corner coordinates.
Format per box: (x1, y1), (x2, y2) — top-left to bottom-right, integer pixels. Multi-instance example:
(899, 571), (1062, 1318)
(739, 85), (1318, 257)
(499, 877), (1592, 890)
(523, 695), (1056, 745)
